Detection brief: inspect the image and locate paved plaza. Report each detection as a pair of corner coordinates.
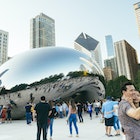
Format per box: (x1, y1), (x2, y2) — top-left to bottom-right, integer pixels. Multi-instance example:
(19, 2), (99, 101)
(0, 114), (123, 140)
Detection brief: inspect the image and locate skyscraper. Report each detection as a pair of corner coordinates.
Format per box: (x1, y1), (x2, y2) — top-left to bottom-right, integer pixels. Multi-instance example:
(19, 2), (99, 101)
(134, 2), (140, 36)
(30, 13), (55, 49)
(0, 30), (8, 65)
(114, 40), (138, 80)
(105, 35), (114, 57)
(74, 32), (102, 68)
(104, 57), (118, 78)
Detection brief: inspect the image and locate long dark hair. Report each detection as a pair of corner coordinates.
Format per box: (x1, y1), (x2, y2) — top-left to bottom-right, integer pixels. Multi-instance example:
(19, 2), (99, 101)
(69, 99), (76, 111)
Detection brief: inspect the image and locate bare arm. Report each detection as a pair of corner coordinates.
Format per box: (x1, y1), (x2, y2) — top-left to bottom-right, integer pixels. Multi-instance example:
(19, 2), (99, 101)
(126, 107), (140, 120)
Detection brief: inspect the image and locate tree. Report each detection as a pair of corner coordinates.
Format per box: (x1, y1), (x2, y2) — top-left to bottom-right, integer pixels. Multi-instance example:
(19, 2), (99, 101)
(105, 75), (129, 98)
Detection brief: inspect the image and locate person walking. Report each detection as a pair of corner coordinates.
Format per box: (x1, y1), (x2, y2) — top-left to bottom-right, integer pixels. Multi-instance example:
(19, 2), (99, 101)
(118, 82), (140, 140)
(34, 96), (51, 140)
(66, 99), (79, 137)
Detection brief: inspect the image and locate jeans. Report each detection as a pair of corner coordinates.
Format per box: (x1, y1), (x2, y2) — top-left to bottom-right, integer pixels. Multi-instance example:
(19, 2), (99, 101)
(113, 115), (120, 130)
(78, 112), (83, 122)
(49, 118), (54, 137)
(37, 122), (48, 140)
(68, 114), (78, 135)
(25, 112), (32, 124)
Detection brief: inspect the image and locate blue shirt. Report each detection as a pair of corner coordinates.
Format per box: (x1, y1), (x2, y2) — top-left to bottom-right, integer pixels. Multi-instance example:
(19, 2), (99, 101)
(101, 100), (114, 118)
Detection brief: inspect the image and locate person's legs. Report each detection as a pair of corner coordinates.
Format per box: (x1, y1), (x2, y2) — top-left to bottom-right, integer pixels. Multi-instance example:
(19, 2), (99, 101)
(114, 116), (120, 135)
(80, 113), (83, 122)
(50, 118), (54, 137)
(69, 115), (73, 135)
(42, 123), (47, 140)
(73, 118), (78, 135)
(37, 123), (41, 140)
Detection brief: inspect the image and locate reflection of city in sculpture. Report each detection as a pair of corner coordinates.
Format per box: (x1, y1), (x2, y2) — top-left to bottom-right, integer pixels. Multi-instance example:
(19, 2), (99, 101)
(0, 47), (105, 119)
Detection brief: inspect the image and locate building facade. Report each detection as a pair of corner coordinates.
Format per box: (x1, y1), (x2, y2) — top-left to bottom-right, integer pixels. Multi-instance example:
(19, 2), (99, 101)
(0, 30), (8, 65)
(103, 67), (114, 81)
(114, 40), (138, 80)
(104, 57), (118, 79)
(30, 13), (55, 49)
(105, 35), (114, 57)
(74, 32), (102, 68)
(134, 2), (140, 36)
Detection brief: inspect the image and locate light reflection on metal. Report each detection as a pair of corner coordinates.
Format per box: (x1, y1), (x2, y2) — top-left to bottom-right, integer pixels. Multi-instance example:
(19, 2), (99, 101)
(0, 47), (105, 119)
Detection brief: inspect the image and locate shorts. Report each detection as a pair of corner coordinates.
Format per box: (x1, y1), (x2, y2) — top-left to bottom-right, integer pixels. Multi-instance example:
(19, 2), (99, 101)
(105, 116), (114, 126)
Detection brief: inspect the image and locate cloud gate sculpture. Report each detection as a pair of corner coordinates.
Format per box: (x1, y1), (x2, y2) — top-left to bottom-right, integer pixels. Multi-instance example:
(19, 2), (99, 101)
(0, 47), (105, 119)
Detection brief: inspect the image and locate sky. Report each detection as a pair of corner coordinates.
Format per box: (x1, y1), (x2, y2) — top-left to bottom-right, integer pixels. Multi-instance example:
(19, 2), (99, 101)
(0, 0), (140, 62)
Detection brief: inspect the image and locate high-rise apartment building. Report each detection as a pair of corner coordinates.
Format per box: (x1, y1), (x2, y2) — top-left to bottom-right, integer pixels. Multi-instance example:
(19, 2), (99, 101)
(134, 2), (140, 36)
(0, 30), (8, 65)
(114, 40), (138, 80)
(74, 32), (102, 68)
(105, 35), (114, 57)
(30, 13), (55, 49)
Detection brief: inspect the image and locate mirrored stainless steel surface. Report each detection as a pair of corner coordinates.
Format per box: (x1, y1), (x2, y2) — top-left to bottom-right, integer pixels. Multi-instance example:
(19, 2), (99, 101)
(0, 47), (105, 119)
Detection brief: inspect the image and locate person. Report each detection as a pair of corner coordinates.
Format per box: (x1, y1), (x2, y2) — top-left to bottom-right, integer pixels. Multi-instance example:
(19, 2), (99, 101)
(101, 96), (114, 137)
(66, 99), (79, 137)
(47, 100), (58, 140)
(112, 99), (121, 136)
(94, 100), (101, 117)
(6, 104), (12, 123)
(34, 96), (51, 140)
(133, 90), (140, 108)
(118, 82), (140, 140)
(87, 102), (93, 120)
(62, 101), (68, 117)
(0, 105), (3, 123)
(25, 102), (32, 125)
(1, 106), (7, 123)
(76, 102), (84, 123)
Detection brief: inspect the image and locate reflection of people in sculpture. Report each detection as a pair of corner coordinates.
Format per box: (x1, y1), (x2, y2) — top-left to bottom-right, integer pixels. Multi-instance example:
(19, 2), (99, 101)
(10, 99), (17, 107)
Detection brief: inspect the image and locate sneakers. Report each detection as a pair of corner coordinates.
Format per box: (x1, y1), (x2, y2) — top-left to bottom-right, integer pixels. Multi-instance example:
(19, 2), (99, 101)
(76, 134), (79, 137)
(107, 134), (113, 137)
(69, 134), (72, 137)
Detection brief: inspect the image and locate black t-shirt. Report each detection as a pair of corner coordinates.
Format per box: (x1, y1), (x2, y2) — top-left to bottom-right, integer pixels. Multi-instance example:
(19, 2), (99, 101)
(25, 105), (32, 113)
(49, 107), (57, 118)
(34, 102), (51, 124)
(77, 104), (83, 113)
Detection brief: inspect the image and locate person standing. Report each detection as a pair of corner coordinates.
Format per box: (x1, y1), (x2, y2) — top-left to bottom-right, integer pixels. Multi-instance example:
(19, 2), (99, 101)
(34, 96), (51, 140)
(48, 100), (58, 140)
(112, 99), (121, 136)
(66, 99), (79, 137)
(101, 96), (114, 137)
(6, 104), (12, 123)
(118, 82), (140, 140)
(94, 100), (101, 117)
(87, 102), (93, 120)
(25, 102), (32, 125)
(76, 102), (84, 123)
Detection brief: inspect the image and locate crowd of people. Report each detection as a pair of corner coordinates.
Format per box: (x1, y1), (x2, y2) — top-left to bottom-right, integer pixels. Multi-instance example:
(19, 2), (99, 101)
(0, 81), (140, 140)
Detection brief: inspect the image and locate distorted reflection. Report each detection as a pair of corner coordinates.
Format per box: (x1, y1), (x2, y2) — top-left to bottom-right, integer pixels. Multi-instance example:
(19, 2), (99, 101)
(0, 47), (105, 119)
